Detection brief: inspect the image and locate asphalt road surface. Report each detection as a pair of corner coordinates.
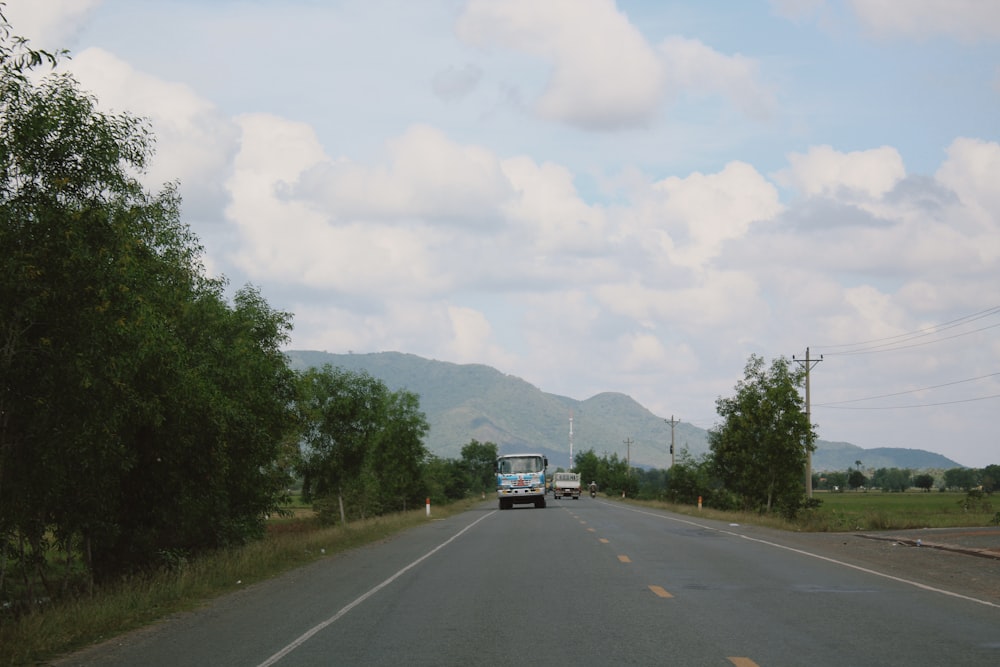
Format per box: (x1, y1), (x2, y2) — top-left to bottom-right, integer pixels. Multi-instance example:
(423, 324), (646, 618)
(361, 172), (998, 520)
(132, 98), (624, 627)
(57, 498), (1000, 666)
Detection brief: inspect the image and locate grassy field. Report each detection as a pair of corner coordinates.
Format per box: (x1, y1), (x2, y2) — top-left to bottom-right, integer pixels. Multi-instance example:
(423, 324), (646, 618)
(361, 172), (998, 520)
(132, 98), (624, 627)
(629, 490), (998, 532)
(801, 490), (997, 531)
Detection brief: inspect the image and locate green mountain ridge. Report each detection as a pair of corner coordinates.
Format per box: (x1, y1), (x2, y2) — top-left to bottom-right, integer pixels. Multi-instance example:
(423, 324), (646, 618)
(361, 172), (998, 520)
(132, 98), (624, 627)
(286, 350), (964, 472)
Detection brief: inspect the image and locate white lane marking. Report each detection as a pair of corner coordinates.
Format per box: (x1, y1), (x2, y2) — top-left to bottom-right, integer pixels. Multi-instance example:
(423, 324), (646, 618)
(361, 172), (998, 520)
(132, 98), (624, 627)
(256, 510), (497, 667)
(612, 503), (1000, 610)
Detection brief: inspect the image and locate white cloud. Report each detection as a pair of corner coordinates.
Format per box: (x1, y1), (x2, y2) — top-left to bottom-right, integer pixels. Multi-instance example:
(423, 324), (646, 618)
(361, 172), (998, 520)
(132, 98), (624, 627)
(500, 156), (609, 254)
(3, 0), (102, 49)
(935, 137), (1000, 234)
(650, 161), (783, 268)
(775, 145), (906, 200)
(68, 48), (240, 221)
(293, 124), (513, 225)
(455, 0), (774, 129)
(849, 0), (1000, 42)
(456, 0), (665, 129)
(658, 37), (776, 120)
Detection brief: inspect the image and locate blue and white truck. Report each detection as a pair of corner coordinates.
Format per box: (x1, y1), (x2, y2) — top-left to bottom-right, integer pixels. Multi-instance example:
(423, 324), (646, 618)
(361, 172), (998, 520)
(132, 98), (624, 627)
(496, 453), (548, 509)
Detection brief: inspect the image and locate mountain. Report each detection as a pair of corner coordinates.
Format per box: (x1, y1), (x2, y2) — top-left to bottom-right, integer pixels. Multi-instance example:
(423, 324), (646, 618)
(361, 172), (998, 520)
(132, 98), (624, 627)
(285, 350), (963, 471)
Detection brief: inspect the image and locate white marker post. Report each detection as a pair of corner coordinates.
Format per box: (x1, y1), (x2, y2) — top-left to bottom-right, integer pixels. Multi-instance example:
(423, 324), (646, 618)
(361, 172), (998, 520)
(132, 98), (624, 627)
(425, 497), (430, 517)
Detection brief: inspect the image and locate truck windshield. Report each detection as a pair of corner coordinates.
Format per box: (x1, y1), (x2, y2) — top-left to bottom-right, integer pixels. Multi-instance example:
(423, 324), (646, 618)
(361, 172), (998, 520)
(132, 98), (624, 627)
(499, 457), (543, 474)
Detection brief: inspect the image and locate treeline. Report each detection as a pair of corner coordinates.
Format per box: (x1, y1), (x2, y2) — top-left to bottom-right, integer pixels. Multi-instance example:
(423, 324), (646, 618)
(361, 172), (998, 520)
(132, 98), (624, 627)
(812, 466), (1000, 493)
(0, 15), (492, 613)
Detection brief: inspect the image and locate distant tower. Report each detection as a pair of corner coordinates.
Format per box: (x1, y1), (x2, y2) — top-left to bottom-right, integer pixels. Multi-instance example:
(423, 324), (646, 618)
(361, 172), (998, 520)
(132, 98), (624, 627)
(569, 410), (574, 470)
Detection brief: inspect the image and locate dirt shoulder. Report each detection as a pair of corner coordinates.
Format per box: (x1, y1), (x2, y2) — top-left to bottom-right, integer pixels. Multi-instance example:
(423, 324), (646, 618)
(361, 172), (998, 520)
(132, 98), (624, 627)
(738, 525), (1000, 607)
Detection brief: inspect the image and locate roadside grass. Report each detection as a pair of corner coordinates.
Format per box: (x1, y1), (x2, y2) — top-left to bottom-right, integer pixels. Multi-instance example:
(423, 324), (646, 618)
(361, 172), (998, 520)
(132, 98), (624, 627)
(621, 490), (996, 533)
(0, 498), (478, 667)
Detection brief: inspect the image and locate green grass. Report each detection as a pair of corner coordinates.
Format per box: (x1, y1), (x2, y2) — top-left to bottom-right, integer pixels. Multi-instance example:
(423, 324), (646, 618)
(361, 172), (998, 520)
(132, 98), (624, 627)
(0, 499), (478, 667)
(799, 490), (996, 531)
(624, 490), (996, 533)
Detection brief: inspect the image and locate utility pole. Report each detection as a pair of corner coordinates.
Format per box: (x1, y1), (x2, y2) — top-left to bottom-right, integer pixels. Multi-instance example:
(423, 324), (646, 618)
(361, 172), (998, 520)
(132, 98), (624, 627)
(623, 437), (633, 474)
(664, 415), (679, 468)
(793, 347), (823, 498)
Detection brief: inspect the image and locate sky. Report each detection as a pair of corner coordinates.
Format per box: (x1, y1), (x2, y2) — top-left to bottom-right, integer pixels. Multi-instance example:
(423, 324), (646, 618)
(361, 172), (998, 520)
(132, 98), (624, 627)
(7, 0), (999, 468)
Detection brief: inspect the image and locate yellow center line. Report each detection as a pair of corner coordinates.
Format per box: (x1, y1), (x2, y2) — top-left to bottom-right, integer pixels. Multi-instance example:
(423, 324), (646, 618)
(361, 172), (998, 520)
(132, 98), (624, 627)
(587, 527), (596, 532)
(617, 555), (631, 563)
(599, 538), (610, 544)
(648, 585), (673, 598)
(727, 658), (760, 667)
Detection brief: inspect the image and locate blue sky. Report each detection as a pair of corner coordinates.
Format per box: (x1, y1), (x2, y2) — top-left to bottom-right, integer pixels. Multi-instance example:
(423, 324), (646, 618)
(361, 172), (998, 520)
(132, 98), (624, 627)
(8, 0), (999, 468)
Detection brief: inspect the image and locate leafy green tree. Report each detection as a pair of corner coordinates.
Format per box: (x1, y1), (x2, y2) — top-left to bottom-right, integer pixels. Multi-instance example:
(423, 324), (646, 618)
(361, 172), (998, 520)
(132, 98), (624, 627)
(822, 471), (848, 491)
(1, 13), (298, 585)
(980, 465), (999, 494)
(872, 468), (912, 492)
(709, 354), (813, 515)
(847, 469), (867, 491)
(943, 467), (979, 491)
(913, 473), (935, 492)
(460, 440), (499, 495)
(665, 449), (721, 506)
(295, 364), (428, 524)
(574, 449), (601, 489)
(421, 455), (467, 504)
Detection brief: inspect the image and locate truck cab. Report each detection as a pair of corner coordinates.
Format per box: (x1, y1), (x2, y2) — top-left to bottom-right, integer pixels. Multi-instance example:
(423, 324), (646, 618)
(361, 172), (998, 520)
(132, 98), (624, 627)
(496, 454), (548, 509)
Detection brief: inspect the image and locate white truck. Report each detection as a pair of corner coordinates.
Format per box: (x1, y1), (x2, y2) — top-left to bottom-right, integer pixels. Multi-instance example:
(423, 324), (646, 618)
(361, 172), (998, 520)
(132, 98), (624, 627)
(496, 453), (548, 509)
(552, 472), (581, 500)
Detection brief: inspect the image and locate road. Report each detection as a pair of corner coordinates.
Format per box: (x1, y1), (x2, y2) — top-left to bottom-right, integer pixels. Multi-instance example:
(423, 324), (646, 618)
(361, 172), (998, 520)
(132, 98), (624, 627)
(58, 498), (1000, 666)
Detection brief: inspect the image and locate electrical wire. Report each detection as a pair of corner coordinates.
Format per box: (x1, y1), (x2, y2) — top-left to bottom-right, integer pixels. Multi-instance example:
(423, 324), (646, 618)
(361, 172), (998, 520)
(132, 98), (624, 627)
(815, 305), (1000, 356)
(814, 372), (1000, 406)
(817, 393), (1000, 410)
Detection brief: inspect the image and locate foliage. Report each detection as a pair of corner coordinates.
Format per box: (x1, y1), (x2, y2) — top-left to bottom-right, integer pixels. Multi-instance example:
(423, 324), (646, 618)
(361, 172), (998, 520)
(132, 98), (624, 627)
(871, 467), (912, 492)
(421, 454), (468, 505)
(913, 473), (935, 491)
(294, 365), (429, 524)
(1, 13), (297, 603)
(573, 449), (635, 497)
(943, 467), (980, 491)
(708, 355), (813, 516)
(662, 449), (731, 508)
(460, 439), (498, 494)
(981, 465), (1000, 494)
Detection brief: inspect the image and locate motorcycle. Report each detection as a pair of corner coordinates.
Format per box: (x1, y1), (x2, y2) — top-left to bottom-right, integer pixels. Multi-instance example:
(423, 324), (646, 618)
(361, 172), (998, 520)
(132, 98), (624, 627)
(589, 487), (597, 498)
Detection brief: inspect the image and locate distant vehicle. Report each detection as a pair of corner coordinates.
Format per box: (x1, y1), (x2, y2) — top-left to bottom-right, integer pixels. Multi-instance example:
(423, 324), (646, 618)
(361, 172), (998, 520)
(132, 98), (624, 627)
(552, 472), (581, 500)
(496, 453), (548, 509)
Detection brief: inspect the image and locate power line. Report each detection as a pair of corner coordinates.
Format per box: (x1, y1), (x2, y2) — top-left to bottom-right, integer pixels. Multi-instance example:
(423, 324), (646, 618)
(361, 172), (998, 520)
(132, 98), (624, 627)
(818, 393), (1000, 410)
(823, 321), (1000, 356)
(815, 372), (1000, 406)
(816, 305), (1000, 355)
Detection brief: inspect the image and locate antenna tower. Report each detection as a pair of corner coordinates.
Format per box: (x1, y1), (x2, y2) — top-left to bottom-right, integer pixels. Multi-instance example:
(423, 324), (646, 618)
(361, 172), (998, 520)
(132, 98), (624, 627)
(569, 410), (574, 470)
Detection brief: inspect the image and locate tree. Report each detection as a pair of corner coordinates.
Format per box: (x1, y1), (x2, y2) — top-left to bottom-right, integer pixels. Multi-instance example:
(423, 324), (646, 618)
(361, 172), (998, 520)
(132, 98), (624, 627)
(709, 354), (814, 515)
(574, 449), (601, 488)
(913, 473), (935, 492)
(460, 440), (499, 495)
(980, 465), (1000, 494)
(1, 13), (298, 586)
(295, 365), (428, 524)
(872, 467), (912, 492)
(943, 467), (979, 491)
(847, 469), (867, 491)
(665, 449), (720, 506)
